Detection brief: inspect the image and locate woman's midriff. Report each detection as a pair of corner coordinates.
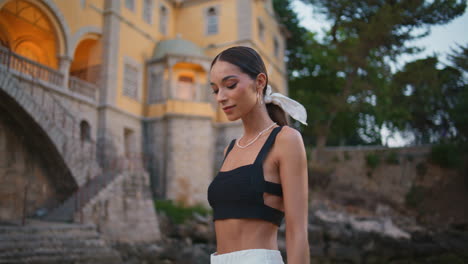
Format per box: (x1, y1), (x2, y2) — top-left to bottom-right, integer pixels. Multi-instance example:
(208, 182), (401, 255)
(214, 218), (279, 254)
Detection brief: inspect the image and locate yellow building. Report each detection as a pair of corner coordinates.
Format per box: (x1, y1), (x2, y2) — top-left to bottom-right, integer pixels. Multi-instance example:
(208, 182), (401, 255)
(0, 0), (288, 239)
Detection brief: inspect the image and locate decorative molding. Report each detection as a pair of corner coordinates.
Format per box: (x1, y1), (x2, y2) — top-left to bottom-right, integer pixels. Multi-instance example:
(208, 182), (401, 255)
(89, 3), (158, 43)
(122, 55), (143, 101)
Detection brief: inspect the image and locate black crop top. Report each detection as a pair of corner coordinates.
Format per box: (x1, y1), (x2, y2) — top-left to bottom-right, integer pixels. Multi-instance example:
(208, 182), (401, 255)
(207, 126), (284, 226)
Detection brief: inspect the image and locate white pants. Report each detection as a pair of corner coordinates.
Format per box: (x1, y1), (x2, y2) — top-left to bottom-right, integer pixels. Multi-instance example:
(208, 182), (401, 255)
(210, 249), (284, 264)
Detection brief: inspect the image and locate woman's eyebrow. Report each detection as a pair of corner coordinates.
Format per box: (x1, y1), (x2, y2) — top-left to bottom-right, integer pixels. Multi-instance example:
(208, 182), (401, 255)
(210, 75), (238, 86)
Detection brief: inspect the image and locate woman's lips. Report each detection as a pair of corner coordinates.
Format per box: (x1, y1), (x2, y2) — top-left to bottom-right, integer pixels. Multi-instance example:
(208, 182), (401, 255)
(223, 105), (235, 112)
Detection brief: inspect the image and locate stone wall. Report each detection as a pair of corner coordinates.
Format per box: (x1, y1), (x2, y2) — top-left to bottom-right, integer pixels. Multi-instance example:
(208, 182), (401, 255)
(314, 145), (459, 207)
(0, 114), (60, 223)
(76, 171), (161, 243)
(166, 116), (215, 206)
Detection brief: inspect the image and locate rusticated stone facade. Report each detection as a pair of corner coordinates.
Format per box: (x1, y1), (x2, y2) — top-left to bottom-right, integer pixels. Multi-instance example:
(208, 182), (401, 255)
(76, 171), (160, 243)
(0, 114), (60, 222)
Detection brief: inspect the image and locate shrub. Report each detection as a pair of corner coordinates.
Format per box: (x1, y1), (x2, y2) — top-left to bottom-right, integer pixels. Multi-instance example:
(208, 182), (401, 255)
(344, 151), (351, 161)
(430, 143), (462, 169)
(416, 162), (428, 178)
(365, 152), (380, 169)
(154, 199), (211, 224)
(405, 185), (426, 208)
(332, 155), (340, 162)
(385, 151), (399, 165)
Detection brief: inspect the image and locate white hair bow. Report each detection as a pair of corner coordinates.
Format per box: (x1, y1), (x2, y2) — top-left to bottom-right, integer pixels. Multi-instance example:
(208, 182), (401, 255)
(264, 85), (308, 126)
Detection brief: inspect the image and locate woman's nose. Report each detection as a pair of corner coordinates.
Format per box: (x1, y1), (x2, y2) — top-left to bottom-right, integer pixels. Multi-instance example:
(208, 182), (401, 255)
(216, 89), (227, 102)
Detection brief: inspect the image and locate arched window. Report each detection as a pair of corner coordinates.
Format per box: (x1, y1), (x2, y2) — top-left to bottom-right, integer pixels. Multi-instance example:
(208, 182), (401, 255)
(258, 18), (265, 41)
(159, 5), (168, 35)
(176, 75), (195, 101)
(273, 36), (280, 58)
(124, 128), (135, 158)
(206, 7), (218, 35)
(80, 120), (91, 142)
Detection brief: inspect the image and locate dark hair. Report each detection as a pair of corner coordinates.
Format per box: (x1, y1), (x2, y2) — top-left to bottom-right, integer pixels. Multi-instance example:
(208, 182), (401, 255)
(210, 46), (289, 126)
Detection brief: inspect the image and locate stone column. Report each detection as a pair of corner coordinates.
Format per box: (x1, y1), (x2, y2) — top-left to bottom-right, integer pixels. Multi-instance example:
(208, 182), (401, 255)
(97, 0), (121, 167)
(58, 55), (72, 89)
(168, 65), (174, 99)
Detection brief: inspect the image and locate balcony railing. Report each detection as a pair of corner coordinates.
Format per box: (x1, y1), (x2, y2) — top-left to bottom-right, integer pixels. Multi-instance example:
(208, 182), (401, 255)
(0, 46), (99, 101)
(0, 46), (63, 86)
(69, 76), (98, 101)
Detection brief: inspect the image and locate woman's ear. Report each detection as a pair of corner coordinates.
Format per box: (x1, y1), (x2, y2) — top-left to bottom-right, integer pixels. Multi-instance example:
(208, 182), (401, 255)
(256, 73), (267, 93)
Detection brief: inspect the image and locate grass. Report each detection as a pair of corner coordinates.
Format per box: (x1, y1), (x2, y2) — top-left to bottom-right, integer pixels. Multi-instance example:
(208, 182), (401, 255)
(154, 199), (212, 224)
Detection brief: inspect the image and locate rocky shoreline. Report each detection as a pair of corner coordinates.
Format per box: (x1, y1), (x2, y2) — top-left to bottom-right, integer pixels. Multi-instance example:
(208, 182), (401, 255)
(113, 199), (468, 264)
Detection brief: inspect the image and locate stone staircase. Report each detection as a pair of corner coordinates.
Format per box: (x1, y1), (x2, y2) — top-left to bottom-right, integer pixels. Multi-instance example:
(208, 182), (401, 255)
(43, 170), (115, 222)
(0, 221), (122, 264)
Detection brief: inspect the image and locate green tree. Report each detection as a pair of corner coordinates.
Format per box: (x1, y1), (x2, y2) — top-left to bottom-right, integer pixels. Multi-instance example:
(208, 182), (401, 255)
(273, 1), (380, 148)
(447, 44), (468, 142)
(388, 56), (465, 144)
(273, 0), (309, 72)
(294, 0), (466, 155)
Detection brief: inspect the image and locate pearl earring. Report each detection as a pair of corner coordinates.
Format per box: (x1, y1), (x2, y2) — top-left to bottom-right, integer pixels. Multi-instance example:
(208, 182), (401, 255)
(257, 92), (263, 105)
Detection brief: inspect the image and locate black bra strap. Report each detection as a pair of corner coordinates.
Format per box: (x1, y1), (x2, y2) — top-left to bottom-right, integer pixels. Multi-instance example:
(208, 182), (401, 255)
(222, 139), (236, 162)
(253, 126), (283, 165)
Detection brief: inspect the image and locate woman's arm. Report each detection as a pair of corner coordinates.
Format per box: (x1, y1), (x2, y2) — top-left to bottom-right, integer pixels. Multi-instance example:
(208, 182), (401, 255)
(277, 127), (310, 264)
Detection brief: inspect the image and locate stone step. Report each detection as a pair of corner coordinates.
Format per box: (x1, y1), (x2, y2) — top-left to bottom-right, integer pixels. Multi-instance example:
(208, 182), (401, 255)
(0, 223), (96, 236)
(0, 246), (118, 258)
(0, 221), (122, 264)
(0, 249), (121, 264)
(0, 237), (106, 251)
(0, 232), (100, 242)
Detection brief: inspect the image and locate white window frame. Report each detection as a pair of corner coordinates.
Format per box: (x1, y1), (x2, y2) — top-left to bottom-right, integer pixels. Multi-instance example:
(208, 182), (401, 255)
(159, 4), (168, 35)
(205, 6), (219, 35)
(257, 17), (265, 41)
(122, 56), (142, 100)
(143, 0), (153, 24)
(125, 0), (135, 12)
(273, 36), (280, 58)
(148, 69), (164, 104)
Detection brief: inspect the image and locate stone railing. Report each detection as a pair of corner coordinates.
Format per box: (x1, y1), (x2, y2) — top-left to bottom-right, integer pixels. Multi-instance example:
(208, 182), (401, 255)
(0, 46), (63, 86)
(69, 76), (98, 100)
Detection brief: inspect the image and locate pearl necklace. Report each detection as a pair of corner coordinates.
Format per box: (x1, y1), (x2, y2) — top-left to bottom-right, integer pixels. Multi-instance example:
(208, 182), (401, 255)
(236, 122), (277, 149)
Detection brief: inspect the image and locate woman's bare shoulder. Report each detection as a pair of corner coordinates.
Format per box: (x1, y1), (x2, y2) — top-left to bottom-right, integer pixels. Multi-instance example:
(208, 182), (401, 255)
(275, 126), (306, 161)
(277, 126), (304, 145)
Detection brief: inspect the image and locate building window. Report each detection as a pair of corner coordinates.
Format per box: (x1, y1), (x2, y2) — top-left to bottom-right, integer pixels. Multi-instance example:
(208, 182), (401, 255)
(148, 71), (164, 104)
(206, 7), (218, 35)
(176, 75), (195, 101)
(143, 0), (153, 24)
(80, 120), (91, 142)
(273, 37), (279, 58)
(124, 128), (135, 158)
(123, 61), (139, 99)
(125, 0), (135, 11)
(159, 5), (168, 35)
(258, 18), (265, 41)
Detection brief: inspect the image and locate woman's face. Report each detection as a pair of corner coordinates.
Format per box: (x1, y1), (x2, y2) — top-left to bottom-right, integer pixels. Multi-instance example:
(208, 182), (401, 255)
(210, 60), (258, 121)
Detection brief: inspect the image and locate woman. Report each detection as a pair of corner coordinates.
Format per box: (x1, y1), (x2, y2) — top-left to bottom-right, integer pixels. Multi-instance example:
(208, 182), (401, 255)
(207, 46), (310, 264)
